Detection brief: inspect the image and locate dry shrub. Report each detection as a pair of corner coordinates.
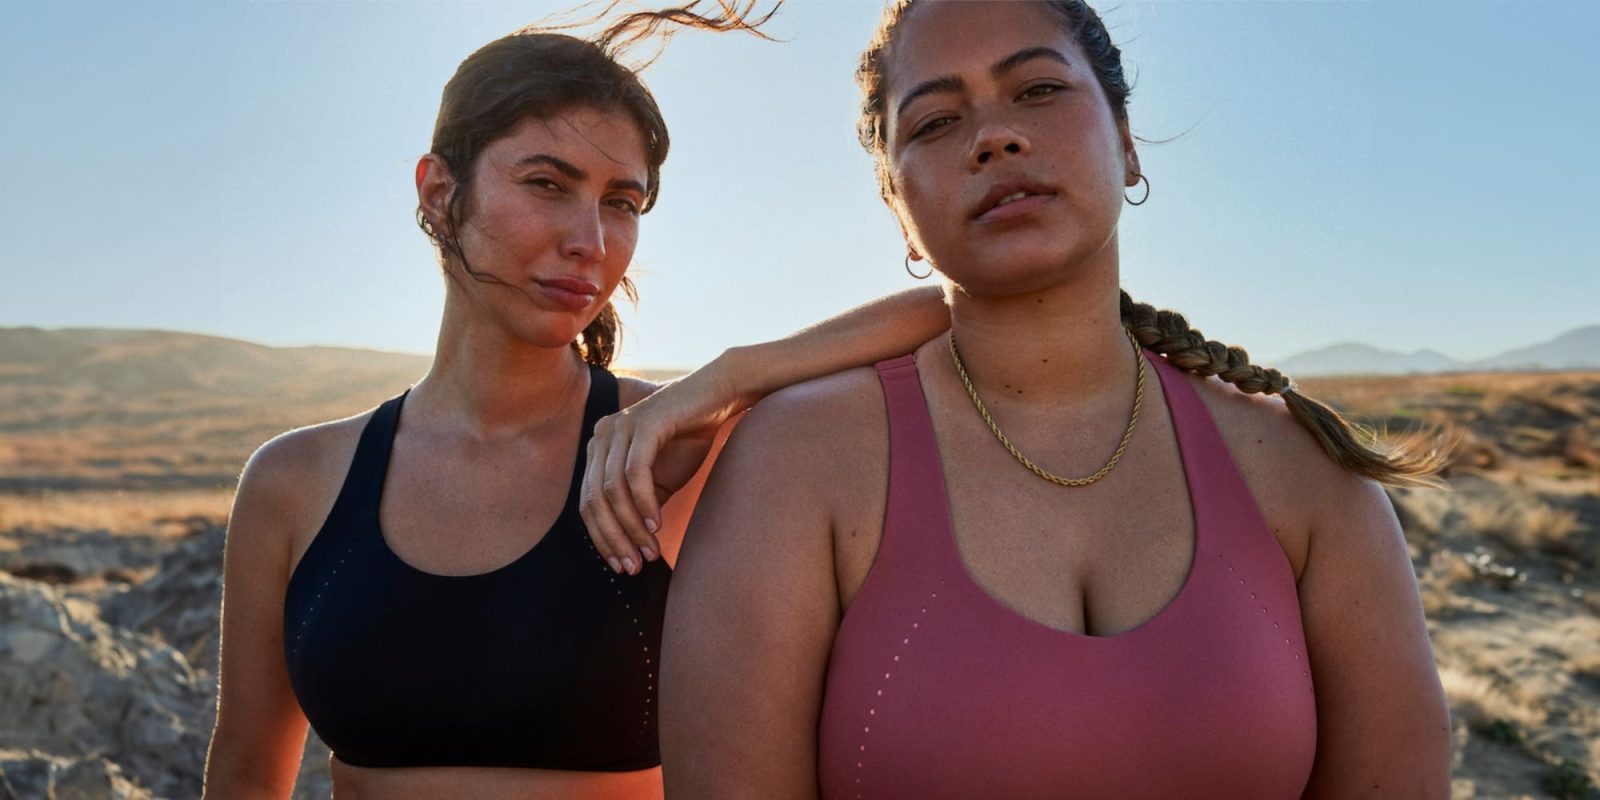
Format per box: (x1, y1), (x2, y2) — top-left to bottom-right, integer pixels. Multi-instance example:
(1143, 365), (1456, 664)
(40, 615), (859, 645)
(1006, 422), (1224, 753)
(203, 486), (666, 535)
(1420, 551), (1479, 615)
(1439, 664), (1547, 740)
(1460, 495), (1583, 557)
(1389, 487), (1454, 553)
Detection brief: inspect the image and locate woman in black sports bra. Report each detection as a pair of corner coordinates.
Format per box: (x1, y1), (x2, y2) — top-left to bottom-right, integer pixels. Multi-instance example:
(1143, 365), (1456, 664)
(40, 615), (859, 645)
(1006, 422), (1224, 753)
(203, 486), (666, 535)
(200, 4), (949, 798)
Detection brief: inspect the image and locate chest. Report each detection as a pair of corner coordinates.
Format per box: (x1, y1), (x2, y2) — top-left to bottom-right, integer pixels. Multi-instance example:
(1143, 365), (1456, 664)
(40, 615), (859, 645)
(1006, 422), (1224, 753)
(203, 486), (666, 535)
(379, 430), (581, 577)
(936, 390), (1194, 636)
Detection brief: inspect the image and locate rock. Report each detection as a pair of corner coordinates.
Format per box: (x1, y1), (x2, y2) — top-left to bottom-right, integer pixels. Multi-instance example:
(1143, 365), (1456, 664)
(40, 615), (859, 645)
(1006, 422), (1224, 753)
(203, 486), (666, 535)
(0, 524), (334, 799)
(0, 750), (56, 800)
(0, 530), (168, 586)
(2, 628), (56, 663)
(54, 757), (147, 800)
(0, 750), (152, 800)
(101, 526), (223, 676)
(0, 572), (210, 798)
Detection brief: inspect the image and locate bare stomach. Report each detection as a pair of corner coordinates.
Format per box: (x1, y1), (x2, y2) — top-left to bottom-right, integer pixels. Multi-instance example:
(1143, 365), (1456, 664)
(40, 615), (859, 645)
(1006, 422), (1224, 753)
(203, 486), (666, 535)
(330, 757), (663, 800)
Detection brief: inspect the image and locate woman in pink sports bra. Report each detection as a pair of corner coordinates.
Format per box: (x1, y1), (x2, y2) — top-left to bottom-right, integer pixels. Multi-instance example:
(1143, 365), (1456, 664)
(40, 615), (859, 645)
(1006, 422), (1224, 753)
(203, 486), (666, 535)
(585, 2), (1452, 797)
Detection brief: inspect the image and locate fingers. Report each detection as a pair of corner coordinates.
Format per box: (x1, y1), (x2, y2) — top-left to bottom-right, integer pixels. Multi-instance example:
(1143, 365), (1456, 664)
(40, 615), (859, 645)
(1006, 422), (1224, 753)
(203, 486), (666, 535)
(601, 419), (663, 567)
(582, 419), (638, 574)
(623, 429), (665, 544)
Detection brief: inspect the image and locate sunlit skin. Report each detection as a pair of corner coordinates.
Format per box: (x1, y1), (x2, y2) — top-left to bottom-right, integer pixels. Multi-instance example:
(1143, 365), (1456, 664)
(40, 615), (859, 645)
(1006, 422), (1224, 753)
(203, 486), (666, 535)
(888, 21), (1136, 301)
(427, 111), (646, 359)
(201, 90), (954, 798)
(202, 106), (679, 800)
(885, 0), (1142, 411)
(662, 3), (1450, 798)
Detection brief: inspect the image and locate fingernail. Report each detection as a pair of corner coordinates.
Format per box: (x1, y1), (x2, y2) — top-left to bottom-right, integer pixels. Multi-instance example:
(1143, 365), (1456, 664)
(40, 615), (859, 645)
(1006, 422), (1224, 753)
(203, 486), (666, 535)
(622, 557), (637, 574)
(608, 557), (622, 573)
(645, 518), (659, 534)
(641, 546), (656, 561)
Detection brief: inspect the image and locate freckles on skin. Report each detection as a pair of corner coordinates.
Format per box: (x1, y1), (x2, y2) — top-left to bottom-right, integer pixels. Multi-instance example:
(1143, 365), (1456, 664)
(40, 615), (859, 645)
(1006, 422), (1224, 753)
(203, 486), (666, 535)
(449, 108), (650, 344)
(876, 3), (1132, 294)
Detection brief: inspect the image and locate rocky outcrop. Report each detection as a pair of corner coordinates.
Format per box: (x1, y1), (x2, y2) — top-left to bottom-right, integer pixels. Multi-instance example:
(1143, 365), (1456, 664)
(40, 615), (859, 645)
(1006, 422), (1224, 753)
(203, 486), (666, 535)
(0, 750), (150, 799)
(100, 526), (225, 678)
(0, 571), (209, 798)
(0, 519), (335, 799)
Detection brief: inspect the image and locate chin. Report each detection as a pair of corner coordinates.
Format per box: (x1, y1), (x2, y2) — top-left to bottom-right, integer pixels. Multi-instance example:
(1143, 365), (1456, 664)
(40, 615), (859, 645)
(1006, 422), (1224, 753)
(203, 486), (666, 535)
(947, 245), (1092, 297)
(504, 314), (592, 352)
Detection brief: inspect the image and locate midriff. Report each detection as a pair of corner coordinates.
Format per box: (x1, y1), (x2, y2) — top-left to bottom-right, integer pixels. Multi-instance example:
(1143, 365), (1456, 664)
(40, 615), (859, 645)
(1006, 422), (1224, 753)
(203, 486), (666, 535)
(330, 758), (662, 800)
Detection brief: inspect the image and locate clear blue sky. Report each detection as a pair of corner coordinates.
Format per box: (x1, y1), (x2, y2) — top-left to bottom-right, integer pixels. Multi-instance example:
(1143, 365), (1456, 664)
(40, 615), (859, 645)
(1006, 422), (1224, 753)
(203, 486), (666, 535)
(3, 1), (1595, 369)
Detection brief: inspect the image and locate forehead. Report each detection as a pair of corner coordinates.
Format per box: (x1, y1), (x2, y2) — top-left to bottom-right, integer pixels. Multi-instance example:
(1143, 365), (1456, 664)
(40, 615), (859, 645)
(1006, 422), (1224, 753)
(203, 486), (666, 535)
(884, 2), (1078, 100)
(485, 107), (650, 180)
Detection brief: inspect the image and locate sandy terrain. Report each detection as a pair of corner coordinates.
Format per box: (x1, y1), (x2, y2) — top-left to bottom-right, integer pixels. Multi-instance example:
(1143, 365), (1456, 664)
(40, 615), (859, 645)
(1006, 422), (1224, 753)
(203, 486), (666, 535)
(0, 347), (1595, 797)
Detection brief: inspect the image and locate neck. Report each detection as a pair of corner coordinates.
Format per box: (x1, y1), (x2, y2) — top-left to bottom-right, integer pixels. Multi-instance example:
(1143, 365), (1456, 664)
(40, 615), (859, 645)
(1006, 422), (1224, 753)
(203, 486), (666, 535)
(944, 246), (1134, 409)
(408, 297), (589, 440)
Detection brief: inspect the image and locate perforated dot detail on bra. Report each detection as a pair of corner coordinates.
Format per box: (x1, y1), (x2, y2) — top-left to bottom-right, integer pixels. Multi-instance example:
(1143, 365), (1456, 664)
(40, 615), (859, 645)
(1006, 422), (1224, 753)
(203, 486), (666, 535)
(586, 535), (657, 736)
(291, 545), (353, 659)
(1218, 548), (1311, 681)
(849, 587), (943, 798)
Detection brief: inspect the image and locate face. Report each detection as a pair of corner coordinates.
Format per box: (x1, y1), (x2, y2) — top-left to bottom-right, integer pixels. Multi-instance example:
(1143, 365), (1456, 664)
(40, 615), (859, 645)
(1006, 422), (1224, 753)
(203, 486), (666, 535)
(882, 1), (1138, 297)
(419, 106), (649, 348)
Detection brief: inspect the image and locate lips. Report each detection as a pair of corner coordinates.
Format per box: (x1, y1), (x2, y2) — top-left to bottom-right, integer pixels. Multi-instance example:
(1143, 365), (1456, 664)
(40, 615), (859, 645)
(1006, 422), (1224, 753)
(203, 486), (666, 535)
(970, 180), (1059, 222)
(534, 277), (599, 311)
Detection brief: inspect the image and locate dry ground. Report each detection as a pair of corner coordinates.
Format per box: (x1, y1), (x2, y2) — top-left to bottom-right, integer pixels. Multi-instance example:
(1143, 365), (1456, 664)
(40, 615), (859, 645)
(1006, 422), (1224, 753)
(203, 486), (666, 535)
(1, 366), (1596, 798)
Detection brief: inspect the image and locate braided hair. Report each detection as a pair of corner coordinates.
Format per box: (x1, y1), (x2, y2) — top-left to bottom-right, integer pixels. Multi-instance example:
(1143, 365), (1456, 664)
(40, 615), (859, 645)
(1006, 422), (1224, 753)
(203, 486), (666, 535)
(857, 0), (1448, 487)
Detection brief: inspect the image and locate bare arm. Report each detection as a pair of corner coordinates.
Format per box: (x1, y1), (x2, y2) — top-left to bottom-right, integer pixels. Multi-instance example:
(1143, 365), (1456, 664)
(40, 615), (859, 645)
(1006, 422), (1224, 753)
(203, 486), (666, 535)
(202, 437), (320, 799)
(585, 285), (946, 571)
(660, 391), (843, 798)
(1298, 475), (1452, 798)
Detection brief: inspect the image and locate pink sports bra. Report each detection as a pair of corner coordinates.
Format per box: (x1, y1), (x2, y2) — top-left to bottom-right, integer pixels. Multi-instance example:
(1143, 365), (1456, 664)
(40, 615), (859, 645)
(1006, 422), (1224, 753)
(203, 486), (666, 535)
(817, 351), (1317, 799)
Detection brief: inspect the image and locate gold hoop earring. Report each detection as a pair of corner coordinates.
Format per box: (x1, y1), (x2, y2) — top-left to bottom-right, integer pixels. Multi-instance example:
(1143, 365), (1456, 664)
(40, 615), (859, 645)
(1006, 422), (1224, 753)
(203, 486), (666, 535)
(1125, 173), (1150, 206)
(905, 253), (933, 280)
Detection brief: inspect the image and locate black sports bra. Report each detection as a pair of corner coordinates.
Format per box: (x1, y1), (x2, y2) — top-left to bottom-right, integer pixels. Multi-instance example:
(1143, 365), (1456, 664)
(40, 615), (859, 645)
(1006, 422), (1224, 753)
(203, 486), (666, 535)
(283, 366), (670, 770)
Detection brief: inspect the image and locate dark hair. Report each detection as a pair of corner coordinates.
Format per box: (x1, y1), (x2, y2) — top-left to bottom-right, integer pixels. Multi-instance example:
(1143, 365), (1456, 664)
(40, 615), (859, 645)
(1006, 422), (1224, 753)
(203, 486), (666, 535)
(416, 1), (777, 366)
(856, 1), (1448, 487)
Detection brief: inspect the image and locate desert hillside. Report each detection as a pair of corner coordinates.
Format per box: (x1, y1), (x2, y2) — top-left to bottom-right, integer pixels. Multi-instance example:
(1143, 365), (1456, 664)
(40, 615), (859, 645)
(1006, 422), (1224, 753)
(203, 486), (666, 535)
(0, 327), (683, 492)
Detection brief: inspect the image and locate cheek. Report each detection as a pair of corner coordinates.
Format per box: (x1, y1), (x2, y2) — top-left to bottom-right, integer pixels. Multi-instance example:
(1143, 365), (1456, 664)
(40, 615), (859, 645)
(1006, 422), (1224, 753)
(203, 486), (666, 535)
(604, 222), (640, 273)
(889, 155), (949, 237)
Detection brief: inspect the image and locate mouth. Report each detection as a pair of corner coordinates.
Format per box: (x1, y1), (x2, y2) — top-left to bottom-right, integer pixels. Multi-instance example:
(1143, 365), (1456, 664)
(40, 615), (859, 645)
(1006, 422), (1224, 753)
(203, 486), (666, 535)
(534, 277), (600, 311)
(971, 182), (1059, 223)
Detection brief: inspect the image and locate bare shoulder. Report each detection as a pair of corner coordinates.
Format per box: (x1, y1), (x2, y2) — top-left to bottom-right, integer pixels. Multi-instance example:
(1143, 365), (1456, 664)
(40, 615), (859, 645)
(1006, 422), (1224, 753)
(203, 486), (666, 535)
(704, 365), (888, 523)
(243, 412), (369, 499)
(736, 365), (886, 461)
(232, 409), (375, 565)
(1181, 370), (1368, 578)
(615, 375), (660, 410)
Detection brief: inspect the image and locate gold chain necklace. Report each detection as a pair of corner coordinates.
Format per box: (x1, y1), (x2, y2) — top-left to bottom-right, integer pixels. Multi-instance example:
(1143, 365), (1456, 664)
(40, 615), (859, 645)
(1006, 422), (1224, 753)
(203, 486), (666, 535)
(949, 329), (1146, 488)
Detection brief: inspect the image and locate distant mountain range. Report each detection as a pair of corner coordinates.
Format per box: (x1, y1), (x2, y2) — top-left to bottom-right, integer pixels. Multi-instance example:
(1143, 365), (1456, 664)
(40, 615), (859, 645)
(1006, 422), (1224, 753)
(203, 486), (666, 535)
(2, 325), (1597, 388)
(0, 327), (685, 395)
(1277, 324), (1600, 376)
(0, 327), (432, 396)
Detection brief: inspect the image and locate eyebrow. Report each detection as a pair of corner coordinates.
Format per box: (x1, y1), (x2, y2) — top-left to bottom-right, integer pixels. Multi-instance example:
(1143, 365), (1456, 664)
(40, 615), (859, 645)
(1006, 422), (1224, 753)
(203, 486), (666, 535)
(515, 153), (646, 195)
(894, 47), (1074, 121)
(517, 154), (586, 180)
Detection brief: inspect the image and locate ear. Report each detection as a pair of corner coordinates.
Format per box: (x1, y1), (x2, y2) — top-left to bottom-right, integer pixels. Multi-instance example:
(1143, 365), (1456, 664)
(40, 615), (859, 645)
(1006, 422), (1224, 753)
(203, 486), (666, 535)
(896, 219), (924, 262)
(416, 154), (456, 234)
(1118, 117), (1141, 186)
(885, 184), (923, 261)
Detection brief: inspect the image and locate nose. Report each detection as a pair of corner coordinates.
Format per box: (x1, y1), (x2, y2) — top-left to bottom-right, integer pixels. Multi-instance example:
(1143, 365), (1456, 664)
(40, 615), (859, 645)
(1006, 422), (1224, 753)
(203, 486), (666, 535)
(561, 203), (607, 263)
(968, 120), (1029, 170)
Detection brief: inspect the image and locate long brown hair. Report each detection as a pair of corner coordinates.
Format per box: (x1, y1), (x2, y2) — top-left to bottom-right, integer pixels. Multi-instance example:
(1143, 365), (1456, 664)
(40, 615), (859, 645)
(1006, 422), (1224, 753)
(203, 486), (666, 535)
(856, 0), (1448, 487)
(416, 1), (778, 366)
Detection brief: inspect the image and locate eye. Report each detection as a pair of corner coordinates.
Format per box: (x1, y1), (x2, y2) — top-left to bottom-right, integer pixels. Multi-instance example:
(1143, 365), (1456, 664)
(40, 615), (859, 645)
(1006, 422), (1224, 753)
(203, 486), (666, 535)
(524, 177), (563, 192)
(910, 115), (957, 140)
(606, 197), (641, 215)
(1017, 83), (1063, 101)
